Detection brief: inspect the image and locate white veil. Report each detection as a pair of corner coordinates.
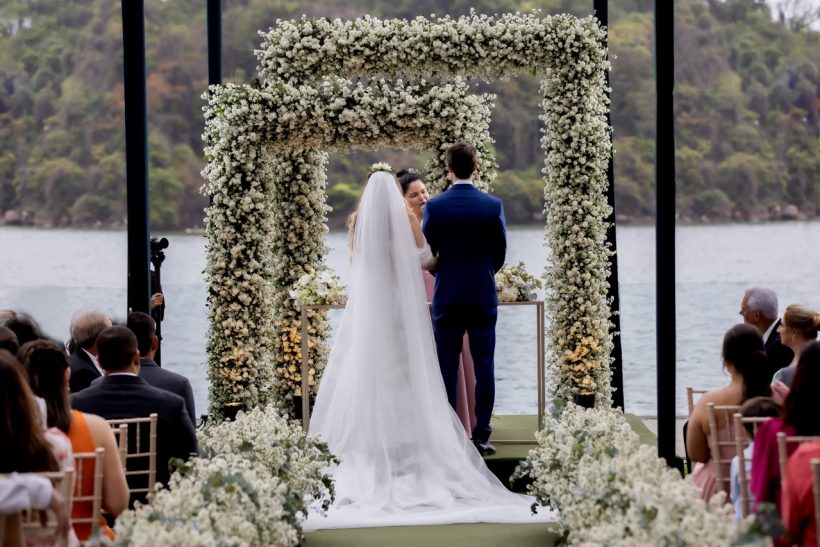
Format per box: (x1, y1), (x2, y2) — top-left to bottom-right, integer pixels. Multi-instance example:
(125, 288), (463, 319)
(305, 172), (554, 529)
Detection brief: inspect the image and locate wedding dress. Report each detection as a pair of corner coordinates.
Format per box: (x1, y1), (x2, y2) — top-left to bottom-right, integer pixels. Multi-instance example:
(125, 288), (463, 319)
(304, 172), (554, 530)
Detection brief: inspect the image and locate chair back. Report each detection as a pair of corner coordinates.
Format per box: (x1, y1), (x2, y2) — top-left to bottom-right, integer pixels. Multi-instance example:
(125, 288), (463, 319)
(812, 458), (820, 546)
(776, 433), (820, 493)
(108, 413), (158, 498)
(71, 448), (105, 539)
(110, 423), (129, 466)
(686, 387), (709, 417)
(707, 402), (741, 496)
(733, 413), (772, 518)
(21, 469), (74, 547)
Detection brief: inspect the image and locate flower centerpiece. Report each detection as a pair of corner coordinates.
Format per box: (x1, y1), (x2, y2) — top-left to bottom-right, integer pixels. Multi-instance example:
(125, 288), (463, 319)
(495, 262), (542, 302)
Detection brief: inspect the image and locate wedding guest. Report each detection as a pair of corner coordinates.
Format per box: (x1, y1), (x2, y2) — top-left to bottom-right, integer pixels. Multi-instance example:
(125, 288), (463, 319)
(126, 312), (195, 426)
(0, 325), (19, 355)
(0, 474), (70, 547)
(22, 340), (129, 541)
(781, 440), (820, 547)
(770, 304), (820, 404)
(740, 287), (793, 379)
(3, 312), (46, 347)
(687, 324), (772, 501)
(729, 396), (781, 520)
(751, 340), (820, 513)
(67, 311), (112, 393)
(399, 168), (477, 435)
(0, 350), (70, 546)
(71, 326), (197, 507)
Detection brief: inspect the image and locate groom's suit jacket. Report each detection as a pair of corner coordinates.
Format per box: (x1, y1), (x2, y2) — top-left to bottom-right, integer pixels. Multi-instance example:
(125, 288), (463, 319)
(422, 183), (506, 307)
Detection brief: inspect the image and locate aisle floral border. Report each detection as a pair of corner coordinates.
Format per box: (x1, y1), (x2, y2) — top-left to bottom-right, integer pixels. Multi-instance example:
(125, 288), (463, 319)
(203, 11), (613, 416)
(513, 404), (745, 545)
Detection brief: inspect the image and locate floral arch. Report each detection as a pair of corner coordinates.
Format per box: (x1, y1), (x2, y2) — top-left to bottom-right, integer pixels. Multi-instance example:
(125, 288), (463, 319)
(202, 12), (614, 418)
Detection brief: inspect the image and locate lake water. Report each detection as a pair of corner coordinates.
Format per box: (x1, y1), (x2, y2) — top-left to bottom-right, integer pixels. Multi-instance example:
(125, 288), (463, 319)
(2, 222), (819, 417)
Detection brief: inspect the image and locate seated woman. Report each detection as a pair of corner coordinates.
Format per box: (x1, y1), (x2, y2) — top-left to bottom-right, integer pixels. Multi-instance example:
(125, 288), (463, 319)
(782, 440), (820, 547)
(770, 304), (820, 404)
(687, 324), (772, 501)
(751, 340), (820, 514)
(0, 350), (65, 547)
(20, 341), (129, 542)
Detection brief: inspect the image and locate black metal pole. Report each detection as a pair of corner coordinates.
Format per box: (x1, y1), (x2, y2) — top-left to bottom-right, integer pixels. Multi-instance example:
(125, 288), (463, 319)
(655, 0), (677, 467)
(593, 0), (625, 411)
(207, 0), (222, 86)
(122, 0), (150, 315)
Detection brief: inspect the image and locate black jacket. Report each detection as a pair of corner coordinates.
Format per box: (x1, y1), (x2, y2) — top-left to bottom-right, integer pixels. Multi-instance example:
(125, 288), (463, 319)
(68, 349), (101, 393)
(71, 374), (197, 506)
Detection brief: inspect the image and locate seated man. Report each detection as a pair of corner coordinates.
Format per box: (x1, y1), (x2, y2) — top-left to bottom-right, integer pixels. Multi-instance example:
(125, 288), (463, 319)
(92, 312), (196, 427)
(67, 311), (112, 393)
(71, 326), (197, 506)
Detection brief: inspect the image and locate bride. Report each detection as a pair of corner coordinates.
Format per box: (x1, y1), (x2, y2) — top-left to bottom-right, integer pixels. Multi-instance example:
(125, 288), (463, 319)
(304, 170), (553, 530)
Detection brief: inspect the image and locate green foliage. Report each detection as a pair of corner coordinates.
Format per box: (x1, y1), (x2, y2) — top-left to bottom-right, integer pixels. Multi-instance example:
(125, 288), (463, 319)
(0, 0), (817, 227)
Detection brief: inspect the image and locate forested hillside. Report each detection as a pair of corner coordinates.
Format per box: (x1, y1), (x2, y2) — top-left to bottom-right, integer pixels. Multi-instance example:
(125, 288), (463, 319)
(0, 0), (817, 227)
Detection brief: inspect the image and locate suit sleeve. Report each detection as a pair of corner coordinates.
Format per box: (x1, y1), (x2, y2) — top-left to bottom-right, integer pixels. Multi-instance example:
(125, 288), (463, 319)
(182, 380), (196, 428)
(492, 201), (507, 273)
(173, 401), (198, 460)
(422, 203), (438, 256)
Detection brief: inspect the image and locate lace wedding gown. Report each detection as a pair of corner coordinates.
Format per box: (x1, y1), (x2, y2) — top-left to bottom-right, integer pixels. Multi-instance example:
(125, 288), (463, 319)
(303, 172), (554, 530)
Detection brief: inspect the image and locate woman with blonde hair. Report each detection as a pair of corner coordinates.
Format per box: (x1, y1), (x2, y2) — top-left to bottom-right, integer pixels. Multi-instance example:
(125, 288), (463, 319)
(771, 304), (820, 403)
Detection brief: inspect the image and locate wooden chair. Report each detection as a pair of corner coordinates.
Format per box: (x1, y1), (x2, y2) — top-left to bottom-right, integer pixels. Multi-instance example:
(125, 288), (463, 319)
(733, 413), (773, 518)
(108, 414), (158, 499)
(21, 469), (74, 547)
(812, 459), (820, 546)
(71, 448), (105, 539)
(776, 433), (820, 492)
(707, 402), (742, 497)
(686, 387), (709, 417)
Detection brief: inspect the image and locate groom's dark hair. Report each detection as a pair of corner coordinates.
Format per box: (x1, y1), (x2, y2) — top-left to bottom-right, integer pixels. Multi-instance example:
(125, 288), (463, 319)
(445, 143), (478, 180)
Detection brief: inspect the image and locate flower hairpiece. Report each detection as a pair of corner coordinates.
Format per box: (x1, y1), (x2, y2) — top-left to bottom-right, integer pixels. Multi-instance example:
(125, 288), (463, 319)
(368, 162), (393, 175)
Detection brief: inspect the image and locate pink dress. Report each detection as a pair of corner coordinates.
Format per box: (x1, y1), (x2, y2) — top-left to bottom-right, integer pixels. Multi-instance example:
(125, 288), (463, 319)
(691, 426), (735, 501)
(423, 271), (476, 435)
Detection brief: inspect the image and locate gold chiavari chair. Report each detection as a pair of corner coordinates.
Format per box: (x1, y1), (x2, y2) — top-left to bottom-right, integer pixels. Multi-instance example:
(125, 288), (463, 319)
(733, 413), (772, 518)
(707, 402), (742, 497)
(776, 433), (820, 495)
(21, 469), (74, 547)
(108, 414), (158, 499)
(686, 387), (709, 417)
(811, 458), (820, 545)
(71, 448), (105, 540)
(110, 423), (128, 466)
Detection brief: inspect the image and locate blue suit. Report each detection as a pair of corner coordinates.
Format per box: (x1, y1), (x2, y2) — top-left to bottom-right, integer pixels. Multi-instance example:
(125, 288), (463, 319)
(422, 182), (506, 442)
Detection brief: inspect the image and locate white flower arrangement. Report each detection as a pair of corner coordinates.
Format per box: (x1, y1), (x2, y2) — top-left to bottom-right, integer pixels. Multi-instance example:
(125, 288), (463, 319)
(289, 268), (346, 307)
(203, 11), (613, 413)
(368, 162), (393, 175)
(514, 404), (746, 546)
(115, 406), (336, 546)
(495, 262), (542, 302)
(115, 453), (299, 547)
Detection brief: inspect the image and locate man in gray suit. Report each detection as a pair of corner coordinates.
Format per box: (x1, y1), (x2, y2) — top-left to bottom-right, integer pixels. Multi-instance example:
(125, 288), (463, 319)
(94, 312), (196, 427)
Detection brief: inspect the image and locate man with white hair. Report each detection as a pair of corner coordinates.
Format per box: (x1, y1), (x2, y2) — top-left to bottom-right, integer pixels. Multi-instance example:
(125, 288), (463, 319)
(68, 310), (113, 392)
(740, 287), (793, 379)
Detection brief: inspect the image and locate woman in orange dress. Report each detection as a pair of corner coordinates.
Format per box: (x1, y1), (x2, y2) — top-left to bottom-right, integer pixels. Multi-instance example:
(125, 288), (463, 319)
(20, 341), (129, 541)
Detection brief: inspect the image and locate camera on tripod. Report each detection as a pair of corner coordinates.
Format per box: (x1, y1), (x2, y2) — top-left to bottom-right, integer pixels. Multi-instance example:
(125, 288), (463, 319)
(150, 236), (169, 255)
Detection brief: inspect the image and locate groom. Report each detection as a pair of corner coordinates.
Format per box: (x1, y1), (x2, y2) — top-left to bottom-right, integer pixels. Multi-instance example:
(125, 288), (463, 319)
(423, 143), (507, 456)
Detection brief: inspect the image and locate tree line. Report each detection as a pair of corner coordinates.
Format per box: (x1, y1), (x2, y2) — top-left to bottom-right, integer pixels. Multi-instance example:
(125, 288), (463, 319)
(0, 0), (817, 228)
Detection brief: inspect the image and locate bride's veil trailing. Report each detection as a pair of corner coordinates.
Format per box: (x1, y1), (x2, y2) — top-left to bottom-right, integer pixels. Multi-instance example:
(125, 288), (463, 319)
(306, 172), (549, 529)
